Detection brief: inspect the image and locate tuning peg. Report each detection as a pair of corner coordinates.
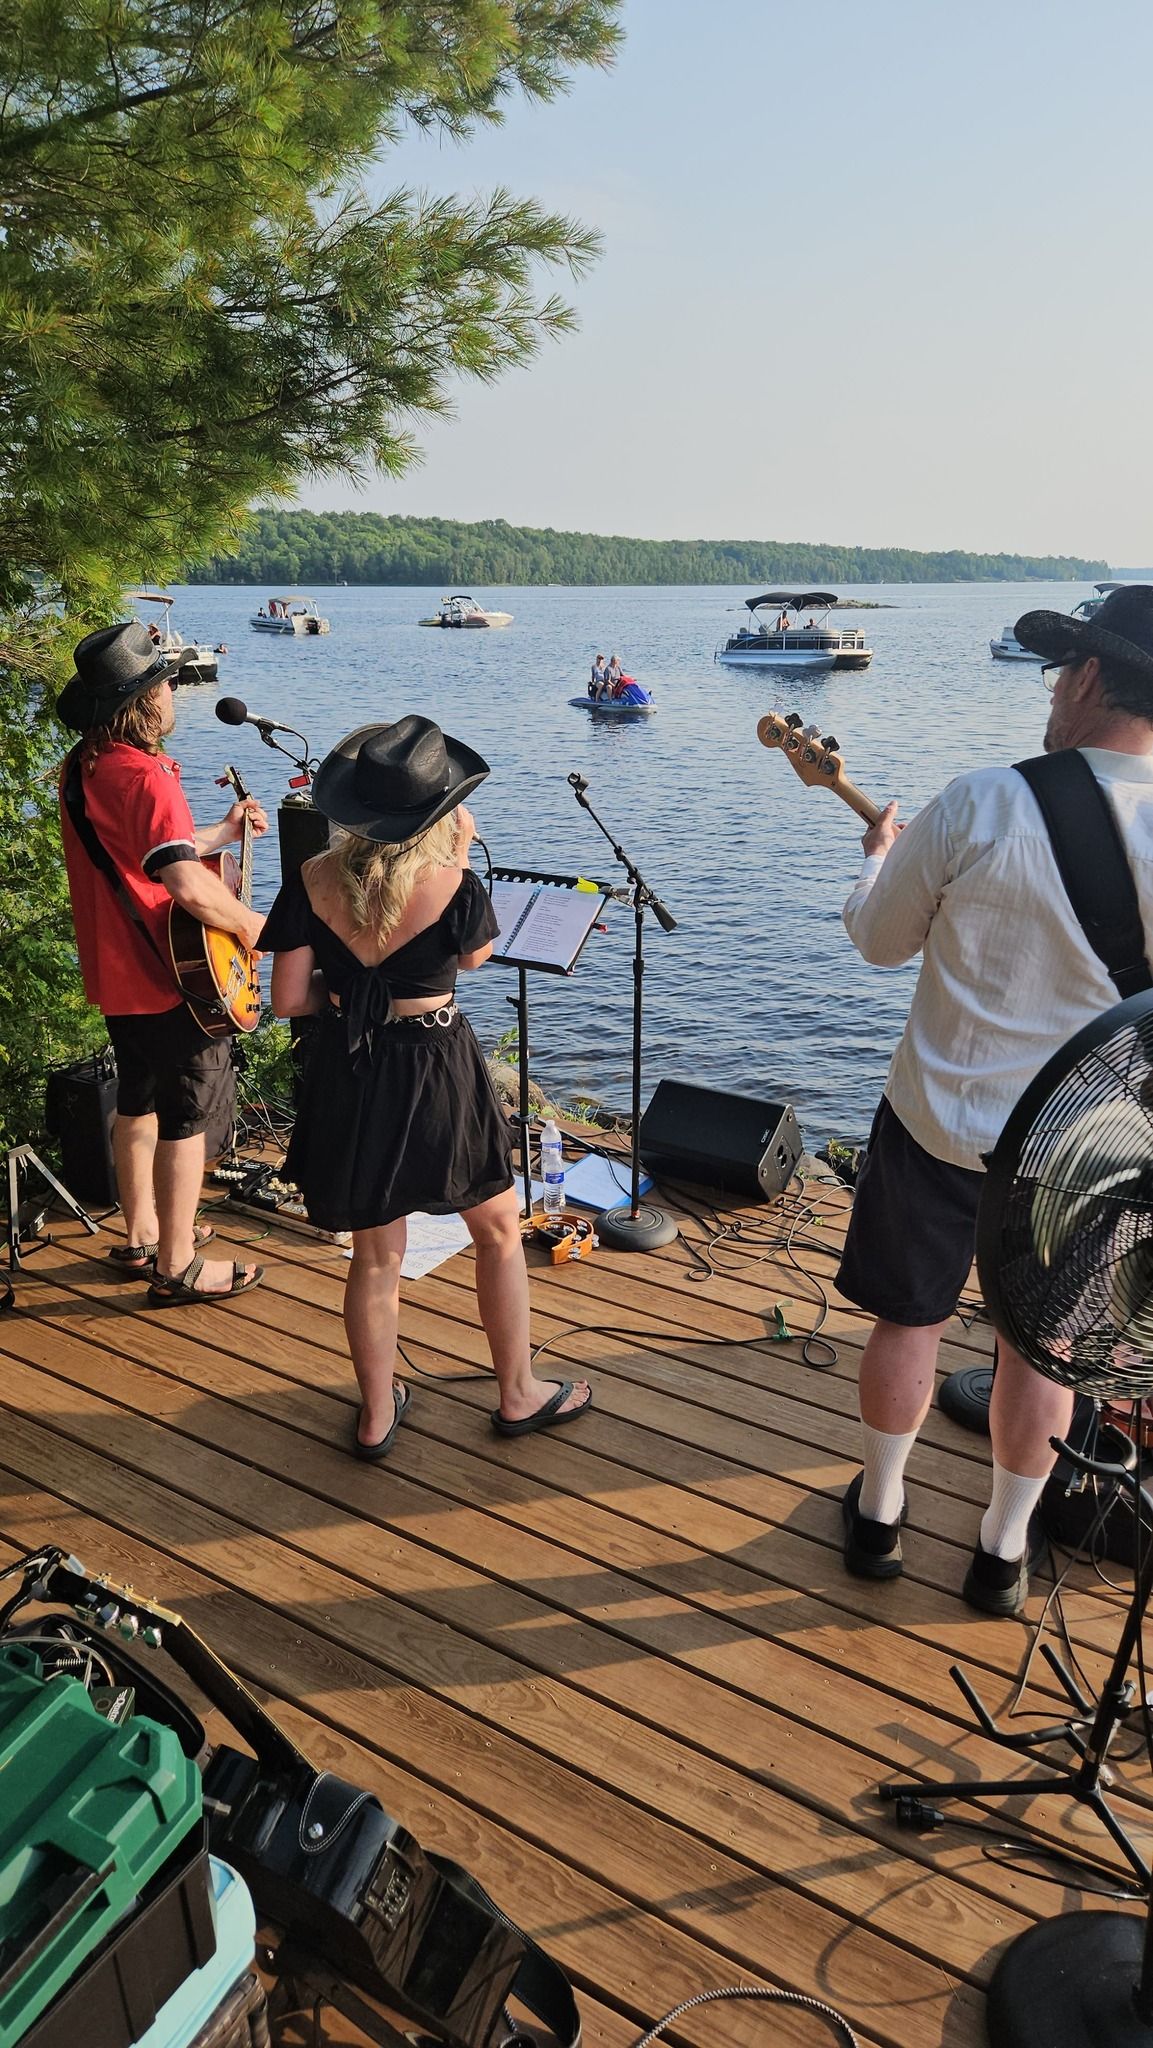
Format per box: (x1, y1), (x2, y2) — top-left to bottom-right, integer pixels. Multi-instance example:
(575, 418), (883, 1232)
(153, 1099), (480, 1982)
(802, 723), (821, 740)
(822, 733), (839, 750)
(785, 712), (803, 729)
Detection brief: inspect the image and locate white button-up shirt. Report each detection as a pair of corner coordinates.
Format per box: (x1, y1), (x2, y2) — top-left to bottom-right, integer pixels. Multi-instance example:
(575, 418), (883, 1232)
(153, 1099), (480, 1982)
(842, 747), (1153, 1170)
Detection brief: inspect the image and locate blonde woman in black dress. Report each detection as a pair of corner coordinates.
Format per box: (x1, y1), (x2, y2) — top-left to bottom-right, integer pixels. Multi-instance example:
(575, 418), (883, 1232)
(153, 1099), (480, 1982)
(262, 717), (592, 1457)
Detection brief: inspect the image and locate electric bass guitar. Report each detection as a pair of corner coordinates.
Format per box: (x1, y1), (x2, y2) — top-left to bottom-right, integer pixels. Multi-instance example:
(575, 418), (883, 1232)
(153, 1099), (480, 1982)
(756, 710), (882, 825)
(168, 764), (262, 1037)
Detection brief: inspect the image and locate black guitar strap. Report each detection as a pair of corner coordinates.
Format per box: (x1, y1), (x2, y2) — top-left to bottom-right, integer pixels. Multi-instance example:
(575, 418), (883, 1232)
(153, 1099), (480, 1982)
(1014, 750), (1153, 999)
(61, 747), (224, 1022)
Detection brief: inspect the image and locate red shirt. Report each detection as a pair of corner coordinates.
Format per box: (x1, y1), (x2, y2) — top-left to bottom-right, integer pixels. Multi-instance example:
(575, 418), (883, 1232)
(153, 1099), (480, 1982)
(60, 743), (198, 1016)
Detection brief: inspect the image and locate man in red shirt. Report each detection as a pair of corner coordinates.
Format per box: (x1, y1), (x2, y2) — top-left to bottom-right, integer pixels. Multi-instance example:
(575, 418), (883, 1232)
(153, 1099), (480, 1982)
(58, 622), (268, 1303)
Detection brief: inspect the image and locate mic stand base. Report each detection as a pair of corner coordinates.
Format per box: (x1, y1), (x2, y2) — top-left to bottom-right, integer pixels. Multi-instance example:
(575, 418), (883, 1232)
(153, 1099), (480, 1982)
(595, 1202), (678, 1252)
(987, 1910), (1153, 2048)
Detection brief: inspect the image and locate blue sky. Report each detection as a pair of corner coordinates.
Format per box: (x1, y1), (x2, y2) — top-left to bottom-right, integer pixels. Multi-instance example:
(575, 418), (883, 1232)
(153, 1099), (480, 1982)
(300, 0), (1153, 563)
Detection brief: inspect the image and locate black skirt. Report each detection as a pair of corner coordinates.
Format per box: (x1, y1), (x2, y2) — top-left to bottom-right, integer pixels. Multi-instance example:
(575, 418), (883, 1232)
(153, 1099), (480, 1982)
(286, 1006), (514, 1233)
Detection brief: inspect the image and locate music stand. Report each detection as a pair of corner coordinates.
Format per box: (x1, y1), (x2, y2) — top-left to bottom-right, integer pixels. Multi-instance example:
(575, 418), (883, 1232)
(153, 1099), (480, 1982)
(487, 868), (611, 1218)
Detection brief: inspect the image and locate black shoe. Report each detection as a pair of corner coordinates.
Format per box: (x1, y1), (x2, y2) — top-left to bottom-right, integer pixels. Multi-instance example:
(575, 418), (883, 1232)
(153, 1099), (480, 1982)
(842, 1471), (908, 1580)
(962, 1515), (1047, 1618)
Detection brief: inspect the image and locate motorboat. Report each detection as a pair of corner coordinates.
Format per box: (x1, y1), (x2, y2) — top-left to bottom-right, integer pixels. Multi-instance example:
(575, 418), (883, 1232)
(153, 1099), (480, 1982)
(715, 593), (872, 671)
(569, 676), (656, 717)
(989, 625), (1043, 661)
(418, 594), (514, 629)
(250, 595), (330, 634)
(990, 583), (1125, 659)
(125, 591), (221, 684)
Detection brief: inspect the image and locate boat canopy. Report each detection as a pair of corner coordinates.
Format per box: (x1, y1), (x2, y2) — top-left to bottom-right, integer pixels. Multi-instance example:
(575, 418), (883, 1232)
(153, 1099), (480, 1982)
(746, 591), (839, 613)
(125, 590), (174, 606)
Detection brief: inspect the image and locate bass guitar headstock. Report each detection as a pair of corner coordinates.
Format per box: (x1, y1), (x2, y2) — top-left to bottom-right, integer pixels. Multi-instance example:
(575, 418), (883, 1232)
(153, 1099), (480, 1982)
(756, 710), (881, 825)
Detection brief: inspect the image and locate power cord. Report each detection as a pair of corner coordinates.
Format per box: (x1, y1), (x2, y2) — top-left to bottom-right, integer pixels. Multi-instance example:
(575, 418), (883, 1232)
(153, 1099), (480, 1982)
(627, 1983), (860, 2048)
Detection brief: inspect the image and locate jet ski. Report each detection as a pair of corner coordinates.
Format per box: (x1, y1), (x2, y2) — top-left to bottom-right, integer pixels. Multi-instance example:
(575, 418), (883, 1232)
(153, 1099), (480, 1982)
(569, 676), (656, 717)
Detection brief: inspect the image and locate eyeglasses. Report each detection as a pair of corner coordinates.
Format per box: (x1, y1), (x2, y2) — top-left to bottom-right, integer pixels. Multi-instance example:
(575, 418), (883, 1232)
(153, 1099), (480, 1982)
(1041, 662), (1069, 693)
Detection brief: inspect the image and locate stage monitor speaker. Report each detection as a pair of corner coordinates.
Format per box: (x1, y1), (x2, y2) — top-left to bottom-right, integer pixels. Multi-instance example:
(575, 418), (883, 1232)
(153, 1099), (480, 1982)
(44, 1050), (118, 1204)
(639, 1080), (803, 1200)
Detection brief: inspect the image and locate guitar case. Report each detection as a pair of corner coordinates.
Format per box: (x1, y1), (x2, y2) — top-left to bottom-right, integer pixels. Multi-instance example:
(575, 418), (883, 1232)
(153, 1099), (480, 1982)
(0, 1552), (580, 2048)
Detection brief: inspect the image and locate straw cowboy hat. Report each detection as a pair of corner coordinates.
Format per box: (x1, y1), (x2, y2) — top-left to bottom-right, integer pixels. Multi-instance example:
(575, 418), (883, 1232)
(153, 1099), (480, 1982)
(57, 620), (183, 733)
(1014, 585), (1153, 683)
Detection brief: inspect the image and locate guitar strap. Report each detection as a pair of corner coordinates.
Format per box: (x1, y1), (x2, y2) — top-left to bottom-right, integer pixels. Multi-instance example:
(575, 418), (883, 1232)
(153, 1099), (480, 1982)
(61, 747), (227, 1025)
(1014, 750), (1153, 999)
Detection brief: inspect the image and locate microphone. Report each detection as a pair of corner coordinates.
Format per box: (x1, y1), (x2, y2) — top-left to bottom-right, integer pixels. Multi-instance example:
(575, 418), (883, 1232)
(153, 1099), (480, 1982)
(215, 696), (296, 737)
(568, 771), (589, 794)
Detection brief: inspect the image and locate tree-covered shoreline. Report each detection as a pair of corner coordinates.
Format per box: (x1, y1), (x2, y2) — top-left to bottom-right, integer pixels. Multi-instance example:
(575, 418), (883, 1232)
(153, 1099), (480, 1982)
(186, 510), (1109, 588)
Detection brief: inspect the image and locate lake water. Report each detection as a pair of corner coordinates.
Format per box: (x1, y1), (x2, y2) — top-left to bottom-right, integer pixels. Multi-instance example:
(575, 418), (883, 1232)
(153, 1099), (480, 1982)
(166, 580), (1079, 1147)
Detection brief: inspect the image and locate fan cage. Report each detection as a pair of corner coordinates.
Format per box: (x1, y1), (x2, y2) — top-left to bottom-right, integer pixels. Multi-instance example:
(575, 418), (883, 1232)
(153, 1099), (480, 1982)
(978, 998), (1153, 1399)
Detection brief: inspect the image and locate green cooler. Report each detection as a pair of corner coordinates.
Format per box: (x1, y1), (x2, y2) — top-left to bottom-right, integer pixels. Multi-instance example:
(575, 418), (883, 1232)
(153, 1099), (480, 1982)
(0, 1644), (202, 2047)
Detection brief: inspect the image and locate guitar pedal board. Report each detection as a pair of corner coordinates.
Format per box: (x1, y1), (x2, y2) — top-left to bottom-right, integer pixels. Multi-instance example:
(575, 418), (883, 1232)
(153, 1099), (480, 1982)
(210, 1158), (350, 1244)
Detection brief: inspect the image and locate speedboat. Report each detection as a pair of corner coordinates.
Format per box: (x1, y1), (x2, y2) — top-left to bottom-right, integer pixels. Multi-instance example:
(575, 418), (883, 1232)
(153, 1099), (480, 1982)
(251, 596), (330, 634)
(569, 676), (656, 717)
(989, 625), (1043, 661)
(125, 591), (221, 683)
(418, 594), (514, 629)
(716, 593), (872, 671)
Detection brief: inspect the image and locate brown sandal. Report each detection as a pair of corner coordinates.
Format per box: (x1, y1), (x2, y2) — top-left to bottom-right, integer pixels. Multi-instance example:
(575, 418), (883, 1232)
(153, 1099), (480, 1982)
(147, 1253), (262, 1307)
(108, 1223), (214, 1278)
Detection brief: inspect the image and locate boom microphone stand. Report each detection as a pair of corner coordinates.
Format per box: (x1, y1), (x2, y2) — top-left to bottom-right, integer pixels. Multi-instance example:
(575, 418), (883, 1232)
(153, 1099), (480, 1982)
(567, 772), (679, 1251)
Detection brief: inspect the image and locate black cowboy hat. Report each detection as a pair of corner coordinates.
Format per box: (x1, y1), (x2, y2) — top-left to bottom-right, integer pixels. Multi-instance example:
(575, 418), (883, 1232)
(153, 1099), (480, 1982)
(57, 620), (183, 733)
(1014, 584), (1153, 683)
(311, 716), (490, 845)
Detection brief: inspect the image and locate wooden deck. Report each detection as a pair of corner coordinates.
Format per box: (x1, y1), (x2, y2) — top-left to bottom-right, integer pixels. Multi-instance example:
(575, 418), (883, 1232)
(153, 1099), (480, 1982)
(0, 1159), (1148, 2048)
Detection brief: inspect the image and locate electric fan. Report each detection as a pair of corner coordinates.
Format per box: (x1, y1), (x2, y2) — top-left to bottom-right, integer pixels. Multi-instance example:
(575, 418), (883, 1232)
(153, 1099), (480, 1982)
(882, 989), (1153, 2048)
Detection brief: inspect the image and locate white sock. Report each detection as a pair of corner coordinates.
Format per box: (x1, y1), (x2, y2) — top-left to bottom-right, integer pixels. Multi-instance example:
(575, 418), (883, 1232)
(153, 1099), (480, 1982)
(859, 1423), (918, 1525)
(979, 1461), (1047, 1560)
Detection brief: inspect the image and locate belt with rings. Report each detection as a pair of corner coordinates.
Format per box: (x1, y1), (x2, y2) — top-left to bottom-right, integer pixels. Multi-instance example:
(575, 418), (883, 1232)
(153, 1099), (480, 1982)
(390, 1002), (459, 1029)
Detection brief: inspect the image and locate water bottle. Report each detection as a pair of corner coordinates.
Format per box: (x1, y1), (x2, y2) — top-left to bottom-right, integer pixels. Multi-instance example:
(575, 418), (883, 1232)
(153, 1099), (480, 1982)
(540, 1120), (565, 1217)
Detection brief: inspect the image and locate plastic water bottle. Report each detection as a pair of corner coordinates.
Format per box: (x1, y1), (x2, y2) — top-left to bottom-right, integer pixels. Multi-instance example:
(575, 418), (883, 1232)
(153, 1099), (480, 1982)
(540, 1120), (565, 1217)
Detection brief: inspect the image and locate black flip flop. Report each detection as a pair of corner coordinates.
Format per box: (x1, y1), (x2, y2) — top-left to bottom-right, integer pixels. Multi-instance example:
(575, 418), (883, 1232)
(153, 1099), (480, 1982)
(355, 1383), (410, 1460)
(491, 1380), (593, 1438)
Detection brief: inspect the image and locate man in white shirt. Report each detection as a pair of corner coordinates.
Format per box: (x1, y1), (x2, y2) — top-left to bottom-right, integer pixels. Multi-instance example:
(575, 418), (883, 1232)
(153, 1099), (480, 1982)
(838, 585), (1153, 1615)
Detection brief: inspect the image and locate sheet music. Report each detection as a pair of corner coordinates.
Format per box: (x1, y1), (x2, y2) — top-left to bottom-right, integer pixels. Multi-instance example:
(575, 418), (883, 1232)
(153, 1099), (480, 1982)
(489, 879), (605, 972)
(490, 881), (539, 953)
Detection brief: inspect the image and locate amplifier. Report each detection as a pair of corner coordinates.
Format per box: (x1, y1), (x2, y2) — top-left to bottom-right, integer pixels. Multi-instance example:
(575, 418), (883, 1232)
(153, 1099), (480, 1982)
(276, 800), (327, 1103)
(639, 1080), (803, 1200)
(44, 1051), (118, 1204)
(276, 796), (327, 881)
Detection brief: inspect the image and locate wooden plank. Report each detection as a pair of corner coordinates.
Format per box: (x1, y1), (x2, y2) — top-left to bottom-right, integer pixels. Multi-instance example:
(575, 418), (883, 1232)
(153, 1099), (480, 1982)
(0, 1322), (1145, 1912)
(0, 1469), (977, 2048)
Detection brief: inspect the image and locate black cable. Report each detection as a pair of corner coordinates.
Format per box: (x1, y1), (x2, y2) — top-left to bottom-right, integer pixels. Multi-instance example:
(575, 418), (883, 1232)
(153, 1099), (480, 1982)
(893, 1798), (1145, 1902)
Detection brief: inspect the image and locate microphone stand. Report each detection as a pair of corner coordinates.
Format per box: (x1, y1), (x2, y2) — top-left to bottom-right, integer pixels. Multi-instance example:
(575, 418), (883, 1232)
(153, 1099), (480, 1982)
(250, 723), (320, 788)
(567, 773), (679, 1252)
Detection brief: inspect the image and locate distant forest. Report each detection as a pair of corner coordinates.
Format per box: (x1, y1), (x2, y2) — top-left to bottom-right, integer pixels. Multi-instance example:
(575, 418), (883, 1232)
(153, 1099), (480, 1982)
(185, 512), (1109, 588)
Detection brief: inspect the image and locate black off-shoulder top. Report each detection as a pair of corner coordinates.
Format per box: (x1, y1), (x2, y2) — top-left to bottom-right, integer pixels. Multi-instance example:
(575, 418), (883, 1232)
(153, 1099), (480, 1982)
(260, 864), (499, 1001)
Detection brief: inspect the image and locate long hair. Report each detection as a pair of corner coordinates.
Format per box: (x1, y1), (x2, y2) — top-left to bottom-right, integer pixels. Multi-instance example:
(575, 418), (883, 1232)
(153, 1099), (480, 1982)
(80, 682), (167, 770)
(317, 813), (458, 947)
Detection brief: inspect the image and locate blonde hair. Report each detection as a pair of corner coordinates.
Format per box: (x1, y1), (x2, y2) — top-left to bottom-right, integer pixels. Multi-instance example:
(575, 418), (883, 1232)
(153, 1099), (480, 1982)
(317, 813), (458, 947)
(80, 682), (167, 770)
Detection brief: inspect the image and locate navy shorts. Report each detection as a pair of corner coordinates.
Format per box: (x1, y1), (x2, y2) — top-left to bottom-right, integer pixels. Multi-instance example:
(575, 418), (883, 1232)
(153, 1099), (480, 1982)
(835, 1095), (985, 1326)
(105, 1006), (235, 1147)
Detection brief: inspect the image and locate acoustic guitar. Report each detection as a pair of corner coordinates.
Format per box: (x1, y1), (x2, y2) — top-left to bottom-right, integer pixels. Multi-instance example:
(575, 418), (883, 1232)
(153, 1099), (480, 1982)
(756, 710), (882, 825)
(168, 763), (262, 1037)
